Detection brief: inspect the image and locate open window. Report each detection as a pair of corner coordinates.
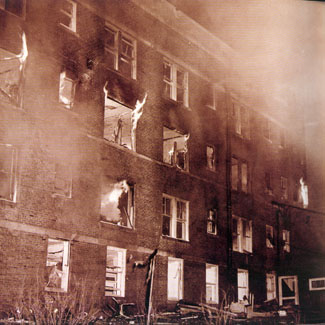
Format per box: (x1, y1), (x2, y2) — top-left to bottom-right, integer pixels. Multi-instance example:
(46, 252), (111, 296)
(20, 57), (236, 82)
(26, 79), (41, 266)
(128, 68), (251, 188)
(105, 246), (126, 297)
(167, 257), (183, 301)
(279, 275), (299, 305)
(237, 269), (249, 302)
(207, 209), (217, 235)
(0, 144), (17, 202)
(46, 239), (70, 292)
(59, 0), (77, 32)
(266, 272), (276, 300)
(163, 127), (189, 171)
(232, 216), (252, 253)
(282, 230), (290, 253)
(206, 145), (216, 171)
(101, 178), (134, 229)
(54, 163), (72, 198)
(59, 70), (76, 109)
(266, 225), (274, 249)
(0, 0), (25, 17)
(162, 195), (189, 241)
(206, 264), (218, 303)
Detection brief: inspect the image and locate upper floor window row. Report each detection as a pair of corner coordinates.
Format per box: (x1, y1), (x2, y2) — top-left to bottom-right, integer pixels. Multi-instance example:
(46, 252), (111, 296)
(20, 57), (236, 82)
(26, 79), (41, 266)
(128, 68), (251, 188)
(0, 0), (25, 17)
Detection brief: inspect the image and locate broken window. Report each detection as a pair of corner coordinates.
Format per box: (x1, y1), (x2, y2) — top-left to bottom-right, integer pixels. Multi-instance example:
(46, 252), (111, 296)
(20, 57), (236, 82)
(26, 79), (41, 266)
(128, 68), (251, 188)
(0, 144), (17, 202)
(59, 70), (76, 109)
(162, 195), (189, 241)
(206, 145), (216, 171)
(163, 127), (189, 171)
(54, 163), (72, 198)
(59, 0), (77, 32)
(232, 157), (249, 192)
(266, 272), (277, 300)
(265, 172), (272, 194)
(282, 230), (290, 253)
(46, 238), (70, 292)
(232, 216), (252, 253)
(101, 178), (134, 228)
(105, 246), (126, 297)
(309, 277), (325, 291)
(104, 25), (136, 79)
(167, 257), (183, 301)
(0, 0), (25, 17)
(163, 59), (188, 107)
(207, 209), (217, 235)
(266, 225), (274, 249)
(279, 275), (299, 305)
(237, 269), (249, 302)
(206, 264), (218, 303)
(232, 104), (250, 139)
(280, 176), (288, 200)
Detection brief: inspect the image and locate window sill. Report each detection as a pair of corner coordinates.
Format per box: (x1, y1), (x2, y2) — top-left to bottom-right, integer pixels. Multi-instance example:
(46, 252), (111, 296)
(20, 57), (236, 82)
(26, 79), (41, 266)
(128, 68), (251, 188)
(0, 8), (26, 19)
(45, 287), (67, 293)
(104, 66), (137, 82)
(162, 235), (189, 243)
(162, 161), (189, 173)
(162, 96), (190, 111)
(206, 104), (216, 111)
(233, 249), (253, 255)
(59, 24), (80, 38)
(100, 220), (134, 230)
(207, 232), (218, 237)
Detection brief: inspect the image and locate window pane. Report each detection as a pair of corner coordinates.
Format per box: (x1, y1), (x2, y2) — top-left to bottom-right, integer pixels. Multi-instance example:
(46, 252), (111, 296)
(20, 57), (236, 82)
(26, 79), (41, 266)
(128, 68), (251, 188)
(162, 215), (171, 236)
(163, 62), (172, 81)
(168, 259), (182, 300)
(207, 146), (215, 170)
(5, 0), (23, 16)
(176, 221), (183, 239)
(231, 158), (238, 190)
(105, 28), (117, 49)
(242, 162), (248, 192)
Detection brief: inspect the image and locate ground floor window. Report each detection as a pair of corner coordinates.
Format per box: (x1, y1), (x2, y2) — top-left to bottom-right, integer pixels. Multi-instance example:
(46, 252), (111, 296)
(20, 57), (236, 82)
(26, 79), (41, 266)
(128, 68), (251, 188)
(266, 272), (276, 300)
(237, 269), (249, 302)
(206, 264), (218, 303)
(279, 275), (299, 305)
(168, 257), (183, 301)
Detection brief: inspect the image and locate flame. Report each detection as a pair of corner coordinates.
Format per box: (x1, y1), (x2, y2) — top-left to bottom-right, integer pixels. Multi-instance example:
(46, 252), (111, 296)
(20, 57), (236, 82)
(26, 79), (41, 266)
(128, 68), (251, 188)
(300, 177), (308, 208)
(131, 93), (147, 150)
(18, 32), (28, 70)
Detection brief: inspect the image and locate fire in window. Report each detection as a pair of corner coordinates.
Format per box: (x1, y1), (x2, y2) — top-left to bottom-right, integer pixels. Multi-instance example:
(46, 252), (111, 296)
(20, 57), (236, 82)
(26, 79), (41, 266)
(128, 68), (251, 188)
(299, 178), (308, 208)
(0, 144), (17, 202)
(168, 257), (183, 301)
(232, 104), (250, 139)
(282, 230), (290, 253)
(163, 127), (189, 171)
(206, 264), (218, 303)
(101, 178), (134, 228)
(105, 246), (126, 297)
(59, 71), (76, 109)
(237, 269), (249, 302)
(59, 0), (77, 32)
(232, 216), (252, 253)
(46, 239), (70, 292)
(266, 272), (277, 300)
(54, 163), (72, 198)
(163, 59), (188, 107)
(266, 225), (274, 249)
(104, 25), (136, 79)
(207, 209), (217, 235)
(206, 145), (216, 171)
(162, 195), (189, 241)
(0, 0), (25, 17)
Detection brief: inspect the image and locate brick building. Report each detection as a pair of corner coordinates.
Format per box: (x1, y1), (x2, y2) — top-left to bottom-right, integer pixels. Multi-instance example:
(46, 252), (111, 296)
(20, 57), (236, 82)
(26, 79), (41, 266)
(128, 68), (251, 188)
(0, 0), (324, 320)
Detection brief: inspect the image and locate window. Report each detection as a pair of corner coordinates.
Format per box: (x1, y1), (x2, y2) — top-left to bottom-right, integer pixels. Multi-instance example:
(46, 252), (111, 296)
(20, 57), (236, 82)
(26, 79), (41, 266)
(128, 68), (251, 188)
(232, 216), (252, 253)
(238, 269), (249, 301)
(232, 157), (249, 193)
(206, 84), (216, 110)
(279, 128), (285, 148)
(46, 239), (70, 292)
(309, 278), (325, 291)
(0, 0), (25, 17)
(280, 176), (288, 200)
(0, 144), (17, 202)
(299, 178), (308, 208)
(263, 118), (272, 141)
(163, 59), (188, 107)
(101, 178), (134, 228)
(59, 0), (77, 32)
(266, 272), (276, 300)
(59, 71), (76, 109)
(54, 163), (72, 198)
(168, 257), (183, 300)
(206, 264), (218, 303)
(207, 209), (217, 235)
(279, 275), (299, 305)
(266, 225), (274, 249)
(162, 195), (189, 241)
(265, 172), (272, 194)
(282, 230), (290, 252)
(163, 127), (189, 171)
(232, 104), (250, 139)
(104, 25), (136, 79)
(206, 145), (216, 171)
(105, 246), (126, 297)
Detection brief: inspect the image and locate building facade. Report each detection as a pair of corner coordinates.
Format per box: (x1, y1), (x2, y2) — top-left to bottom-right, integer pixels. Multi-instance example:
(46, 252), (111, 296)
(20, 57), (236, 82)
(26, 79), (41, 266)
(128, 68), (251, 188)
(0, 0), (324, 320)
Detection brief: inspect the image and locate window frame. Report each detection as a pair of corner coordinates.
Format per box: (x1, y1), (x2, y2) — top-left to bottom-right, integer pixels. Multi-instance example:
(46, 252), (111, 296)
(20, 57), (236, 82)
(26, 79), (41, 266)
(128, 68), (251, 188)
(266, 225), (274, 249)
(309, 277), (325, 291)
(266, 272), (277, 300)
(104, 23), (137, 80)
(206, 84), (216, 110)
(237, 269), (249, 302)
(163, 58), (189, 107)
(207, 209), (217, 235)
(206, 145), (216, 171)
(0, 143), (18, 203)
(232, 103), (250, 139)
(232, 216), (252, 254)
(162, 194), (189, 241)
(279, 275), (299, 305)
(45, 238), (70, 293)
(167, 257), (183, 301)
(105, 246), (126, 297)
(231, 156), (249, 193)
(0, 0), (26, 18)
(59, 70), (77, 109)
(282, 230), (290, 253)
(206, 264), (219, 304)
(280, 176), (288, 200)
(59, 0), (77, 33)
